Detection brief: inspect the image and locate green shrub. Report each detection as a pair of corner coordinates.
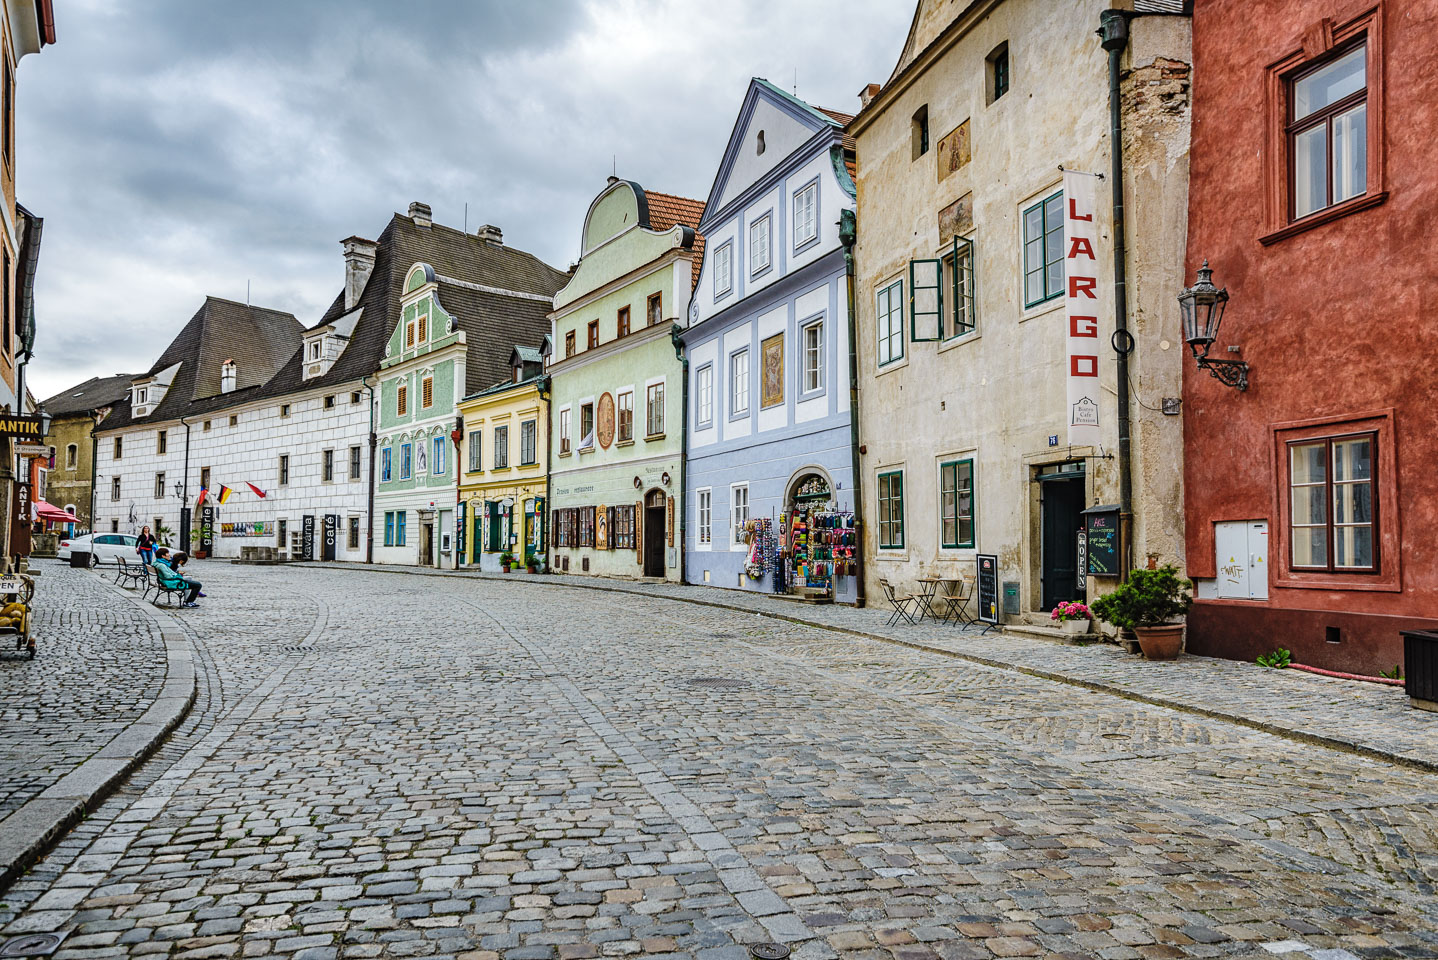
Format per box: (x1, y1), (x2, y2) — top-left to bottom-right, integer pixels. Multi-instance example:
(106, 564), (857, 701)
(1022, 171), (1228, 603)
(1089, 564), (1192, 630)
(1256, 648), (1292, 669)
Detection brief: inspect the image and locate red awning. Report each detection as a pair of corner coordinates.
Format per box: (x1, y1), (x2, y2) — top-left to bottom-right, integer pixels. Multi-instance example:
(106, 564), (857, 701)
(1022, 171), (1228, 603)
(32, 499), (77, 524)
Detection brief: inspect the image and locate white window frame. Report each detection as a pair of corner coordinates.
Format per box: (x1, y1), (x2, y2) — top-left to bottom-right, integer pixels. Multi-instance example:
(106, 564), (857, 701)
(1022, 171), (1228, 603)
(713, 241), (733, 299)
(749, 214), (772, 275)
(432, 436), (446, 476)
(729, 483), (749, 551)
(616, 391), (634, 442)
(646, 380), (666, 437)
(793, 179), (818, 249)
(877, 278), (905, 367)
(801, 318), (824, 395)
(696, 487), (712, 549)
(730, 348), (750, 418)
(558, 406), (572, 454)
(695, 364), (714, 428)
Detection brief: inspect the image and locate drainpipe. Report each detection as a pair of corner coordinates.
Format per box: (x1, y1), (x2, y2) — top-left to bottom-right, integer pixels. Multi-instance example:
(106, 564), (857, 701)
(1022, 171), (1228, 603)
(539, 375), (552, 574)
(839, 209), (867, 608)
(88, 412), (100, 535)
(670, 324), (688, 585)
(364, 375), (377, 563)
(1100, 8), (1134, 581)
(179, 415), (192, 553)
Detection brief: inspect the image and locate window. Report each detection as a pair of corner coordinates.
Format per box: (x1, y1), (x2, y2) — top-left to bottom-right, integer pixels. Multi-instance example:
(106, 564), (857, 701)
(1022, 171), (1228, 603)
(520, 420), (536, 465)
(912, 105), (929, 159)
(114, 437), (122, 459)
(396, 511), (407, 546)
(878, 471), (905, 549)
(646, 382), (665, 437)
(1290, 44), (1366, 221)
(565, 331), (576, 358)
(801, 321), (824, 394)
(940, 459), (975, 549)
(794, 181), (818, 248)
(749, 214), (771, 275)
(322, 449), (334, 483)
(381, 447), (392, 482)
(1022, 191), (1064, 307)
(154, 472), (166, 498)
(200, 467), (210, 491)
(384, 511), (402, 547)
(111, 519), (119, 533)
(348, 517), (360, 550)
(397, 385), (408, 416)
(405, 321), (416, 348)
(229, 415), (238, 427)
(157, 430), (167, 454)
(730, 349), (750, 417)
(280, 404), (291, 418)
(351, 391), (362, 404)
(416, 315), (428, 345)
(618, 306), (631, 338)
(309, 341), (322, 361)
(579, 506), (596, 548)
(65, 444), (77, 470)
(756, 130), (765, 155)
(1289, 433), (1376, 572)
(400, 443), (412, 479)
(349, 446), (361, 481)
(422, 376), (434, 409)
(468, 431), (482, 471)
(647, 293), (662, 326)
(942, 237), (976, 339)
(277, 519), (287, 548)
(432, 436), (446, 476)
(987, 42), (1010, 104)
(202, 420), (211, 432)
(909, 257), (941, 342)
(579, 404), (594, 449)
(616, 391), (633, 442)
(697, 488), (712, 546)
(135, 388), (147, 405)
(613, 505), (636, 550)
(324, 395), (335, 409)
(713, 242), (733, 298)
(278, 455), (290, 486)
(696, 365), (714, 427)
(494, 425), (510, 467)
(559, 408), (572, 454)
(731, 484), (749, 547)
(111, 477), (120, 501)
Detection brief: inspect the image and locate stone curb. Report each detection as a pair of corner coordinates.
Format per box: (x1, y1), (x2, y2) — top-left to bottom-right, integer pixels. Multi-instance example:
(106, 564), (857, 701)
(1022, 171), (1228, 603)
(306, 562), (1438, 775)
(0, 576), (197, 893)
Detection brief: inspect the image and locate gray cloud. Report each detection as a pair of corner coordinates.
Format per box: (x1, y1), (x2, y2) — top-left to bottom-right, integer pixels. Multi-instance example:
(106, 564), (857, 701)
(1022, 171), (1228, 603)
(19, 0), (912, 400)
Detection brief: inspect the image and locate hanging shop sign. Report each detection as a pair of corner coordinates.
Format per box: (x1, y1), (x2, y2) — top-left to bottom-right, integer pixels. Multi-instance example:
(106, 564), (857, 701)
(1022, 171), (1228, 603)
(199, 505), (214, 554)
(0, 415), (46, 442)
(1082, 504), (1121, 576)
(322, 514), (337, 561)
(1076, 530), (1088, 593)
(301, 515), (315, 560)
(976, 553), (999, 625)
(9, 478), (33, 556)
(1062, 169), (1102, 447)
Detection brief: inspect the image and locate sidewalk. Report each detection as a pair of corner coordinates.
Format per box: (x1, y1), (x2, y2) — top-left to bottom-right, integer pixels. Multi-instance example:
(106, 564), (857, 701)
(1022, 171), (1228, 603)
(312, 561), (1438, 771)
(0, 563), (195, 891)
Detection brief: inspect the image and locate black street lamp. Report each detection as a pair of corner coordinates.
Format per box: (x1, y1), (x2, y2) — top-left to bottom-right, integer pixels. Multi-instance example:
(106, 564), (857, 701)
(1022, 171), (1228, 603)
(1178, 260), (1248, 391)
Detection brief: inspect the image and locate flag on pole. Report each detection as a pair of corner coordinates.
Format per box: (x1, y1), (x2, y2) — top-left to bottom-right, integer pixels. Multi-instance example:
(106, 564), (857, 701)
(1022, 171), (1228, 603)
(216, 484), (234, 504)
(196, 486), (208, 508)
(245, 482), (267, 499)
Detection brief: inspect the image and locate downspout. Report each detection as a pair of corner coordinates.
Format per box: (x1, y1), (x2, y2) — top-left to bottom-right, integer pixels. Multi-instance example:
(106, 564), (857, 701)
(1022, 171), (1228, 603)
(179, 415), (192, 553)
(670, 324), (687, 585)
(364, 375), (377, 563)
(839, 209), (866, 608)
(539, 376), (552, 574)
(1100, 9), (1134, 581)
(88, 413), (99, 534)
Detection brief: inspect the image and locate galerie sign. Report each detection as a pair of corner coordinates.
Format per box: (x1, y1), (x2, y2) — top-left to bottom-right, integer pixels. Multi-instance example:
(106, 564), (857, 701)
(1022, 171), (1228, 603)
(1062, 170), (1102, 448)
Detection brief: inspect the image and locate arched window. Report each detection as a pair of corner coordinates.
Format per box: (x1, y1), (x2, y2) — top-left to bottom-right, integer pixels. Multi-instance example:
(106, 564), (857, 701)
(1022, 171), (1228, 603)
(756, 130), (765, 155)
(66, 444), (78, 470)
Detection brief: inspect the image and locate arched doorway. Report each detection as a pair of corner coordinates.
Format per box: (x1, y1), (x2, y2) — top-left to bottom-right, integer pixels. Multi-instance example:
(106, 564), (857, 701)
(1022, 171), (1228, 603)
(643, 488), (667, 577)
(781, 468), (855, 601)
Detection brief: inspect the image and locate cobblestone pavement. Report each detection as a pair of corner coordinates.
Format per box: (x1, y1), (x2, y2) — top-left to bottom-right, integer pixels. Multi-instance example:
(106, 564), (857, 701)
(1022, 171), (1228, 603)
(2, 564), (1436, 960)
(0, 563), (168, 820)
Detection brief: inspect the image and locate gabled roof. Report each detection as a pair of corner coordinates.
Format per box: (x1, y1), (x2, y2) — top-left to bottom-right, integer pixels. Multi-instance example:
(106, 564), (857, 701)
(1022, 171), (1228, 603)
(435, 278), (558, 397)
(42, 373), (136, 417)
(644, 190), (706, 289)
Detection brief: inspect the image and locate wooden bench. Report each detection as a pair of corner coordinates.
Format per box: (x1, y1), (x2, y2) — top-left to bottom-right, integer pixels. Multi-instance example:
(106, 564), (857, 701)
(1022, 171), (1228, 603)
(144, 564), (190, 607)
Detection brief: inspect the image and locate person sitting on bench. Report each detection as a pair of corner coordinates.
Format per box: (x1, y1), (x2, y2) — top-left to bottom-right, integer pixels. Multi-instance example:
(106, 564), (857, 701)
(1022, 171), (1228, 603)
(169, 551), (204, 608)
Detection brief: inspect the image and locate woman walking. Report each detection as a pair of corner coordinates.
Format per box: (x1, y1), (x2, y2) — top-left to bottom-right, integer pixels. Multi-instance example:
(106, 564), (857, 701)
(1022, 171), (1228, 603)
(136, 525), (157, 565)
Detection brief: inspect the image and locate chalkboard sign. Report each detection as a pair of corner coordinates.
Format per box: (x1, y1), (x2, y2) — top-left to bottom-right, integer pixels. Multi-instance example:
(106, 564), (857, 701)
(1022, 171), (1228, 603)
(1082, 505), (1120, 576)
(976, 554), (999, 624)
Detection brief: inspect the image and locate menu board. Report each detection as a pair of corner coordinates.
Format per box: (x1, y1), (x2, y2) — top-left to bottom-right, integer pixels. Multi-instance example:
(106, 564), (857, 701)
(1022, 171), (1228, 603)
(976, 554), (999, 624)
(1083, 506), (1120, 576)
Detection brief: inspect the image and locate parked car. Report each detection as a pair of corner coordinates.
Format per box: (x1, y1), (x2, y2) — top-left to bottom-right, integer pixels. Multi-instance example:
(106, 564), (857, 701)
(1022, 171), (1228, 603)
(57, 533), (140, 565)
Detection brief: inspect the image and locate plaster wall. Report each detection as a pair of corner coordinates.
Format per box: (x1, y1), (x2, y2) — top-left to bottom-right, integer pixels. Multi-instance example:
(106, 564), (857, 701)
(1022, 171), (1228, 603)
(457, 380), (548, 571)
(850, 0), (1190, 617)
(43, 415), (100, 529)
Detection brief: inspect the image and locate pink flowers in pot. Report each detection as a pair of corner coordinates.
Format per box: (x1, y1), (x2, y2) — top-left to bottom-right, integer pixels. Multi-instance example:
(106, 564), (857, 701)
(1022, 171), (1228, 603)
(1050, 601), (1092, 623)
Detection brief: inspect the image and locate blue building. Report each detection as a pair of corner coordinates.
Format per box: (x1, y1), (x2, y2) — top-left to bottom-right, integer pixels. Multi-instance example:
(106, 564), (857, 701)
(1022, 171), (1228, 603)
(681, 79), (859, 602)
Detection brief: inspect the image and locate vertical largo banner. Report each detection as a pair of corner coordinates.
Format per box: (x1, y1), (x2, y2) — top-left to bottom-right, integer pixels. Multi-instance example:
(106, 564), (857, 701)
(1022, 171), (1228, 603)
(1063, 170), (1102, 447)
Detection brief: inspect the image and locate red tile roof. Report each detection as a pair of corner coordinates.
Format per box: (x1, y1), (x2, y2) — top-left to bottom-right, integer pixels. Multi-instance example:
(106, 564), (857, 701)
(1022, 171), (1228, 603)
(645, 190), (707, 290)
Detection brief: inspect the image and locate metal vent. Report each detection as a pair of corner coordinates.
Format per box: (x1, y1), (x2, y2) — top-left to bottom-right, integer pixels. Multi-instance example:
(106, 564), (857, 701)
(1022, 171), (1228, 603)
(1133, 0), (1189, 12)
(685, 677), (752, 690)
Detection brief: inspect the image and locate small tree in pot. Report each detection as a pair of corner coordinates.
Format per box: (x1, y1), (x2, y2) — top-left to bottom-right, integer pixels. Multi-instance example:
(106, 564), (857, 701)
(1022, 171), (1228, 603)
(499, 550), (515, 573)
(1090, 565), (1192, 660)
(524, 553), (540, 573)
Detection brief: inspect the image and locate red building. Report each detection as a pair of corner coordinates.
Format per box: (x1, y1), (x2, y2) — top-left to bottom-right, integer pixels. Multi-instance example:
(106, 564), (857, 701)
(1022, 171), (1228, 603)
(1182, 0), (1438, 673)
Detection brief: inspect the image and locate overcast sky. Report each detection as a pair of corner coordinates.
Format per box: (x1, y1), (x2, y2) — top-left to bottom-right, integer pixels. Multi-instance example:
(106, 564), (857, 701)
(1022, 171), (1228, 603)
(18, 0), (913, 402)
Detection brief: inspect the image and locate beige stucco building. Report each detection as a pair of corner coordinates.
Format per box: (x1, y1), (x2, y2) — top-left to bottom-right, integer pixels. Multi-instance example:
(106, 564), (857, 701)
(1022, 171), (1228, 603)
(850, 0), (1192, 623)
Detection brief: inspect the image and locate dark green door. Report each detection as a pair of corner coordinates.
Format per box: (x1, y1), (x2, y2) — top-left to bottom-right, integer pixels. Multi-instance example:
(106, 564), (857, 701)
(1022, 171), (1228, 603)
(1040, 477), (1084, 610)
(487, 502), (502, 553)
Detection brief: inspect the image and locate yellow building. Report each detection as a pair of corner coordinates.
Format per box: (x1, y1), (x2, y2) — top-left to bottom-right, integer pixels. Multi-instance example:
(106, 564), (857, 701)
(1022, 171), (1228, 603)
(457, 346), (549, 572)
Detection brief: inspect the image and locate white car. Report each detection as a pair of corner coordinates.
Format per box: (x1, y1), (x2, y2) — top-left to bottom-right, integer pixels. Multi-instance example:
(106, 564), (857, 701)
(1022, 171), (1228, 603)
(57, 533), (141, 565)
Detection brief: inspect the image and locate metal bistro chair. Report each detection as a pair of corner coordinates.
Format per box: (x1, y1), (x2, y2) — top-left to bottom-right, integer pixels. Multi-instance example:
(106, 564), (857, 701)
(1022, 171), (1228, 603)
(879, 578), (918, 627)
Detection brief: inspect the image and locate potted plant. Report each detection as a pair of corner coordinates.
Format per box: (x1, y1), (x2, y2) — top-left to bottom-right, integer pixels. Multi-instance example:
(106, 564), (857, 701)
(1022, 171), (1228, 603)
(524, 553), (540, 574)
(499, 551), (515, 573)
(1050, 600), (1093, 636)
(1090, 565), (1192, 660)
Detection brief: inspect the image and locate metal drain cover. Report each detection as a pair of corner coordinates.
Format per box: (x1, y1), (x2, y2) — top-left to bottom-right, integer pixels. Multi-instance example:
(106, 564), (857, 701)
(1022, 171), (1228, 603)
(686, 677), (752, 690)
(1101, 733), (1131, 740)
(1, 932), (71, 958)
(750, 943), (790, 960)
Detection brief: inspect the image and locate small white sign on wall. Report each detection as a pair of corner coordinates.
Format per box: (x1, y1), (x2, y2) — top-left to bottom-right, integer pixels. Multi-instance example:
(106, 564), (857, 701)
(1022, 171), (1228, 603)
(1215, 520), (1268, 600)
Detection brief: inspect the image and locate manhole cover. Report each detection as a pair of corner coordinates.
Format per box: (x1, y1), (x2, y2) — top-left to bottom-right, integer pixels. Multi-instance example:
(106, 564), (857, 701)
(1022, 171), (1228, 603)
(283, 645), (312, 652)
(686, 678), (752, 690)
(750, 944), (790, 960)
(1101, 733), (1131, 740)
(1, 933), (70, 958)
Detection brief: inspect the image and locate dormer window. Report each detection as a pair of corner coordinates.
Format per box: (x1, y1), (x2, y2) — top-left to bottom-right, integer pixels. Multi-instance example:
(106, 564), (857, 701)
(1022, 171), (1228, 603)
(309, 340), (323, 361)
(135, 387), (147, 404)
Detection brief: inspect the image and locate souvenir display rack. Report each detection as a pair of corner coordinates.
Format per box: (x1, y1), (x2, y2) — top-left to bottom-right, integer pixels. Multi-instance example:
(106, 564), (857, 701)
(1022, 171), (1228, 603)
(782, 505), (856, 602)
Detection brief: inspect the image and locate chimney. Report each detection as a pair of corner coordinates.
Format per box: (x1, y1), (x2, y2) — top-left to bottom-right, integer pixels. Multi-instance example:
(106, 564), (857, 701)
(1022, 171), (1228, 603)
(409, 201), (433, 228)
(859, 82), (881, 109)
(606, 175), (619, 185)
(476, 224), (502, 244)
(341, 236), (378, 311)
(221, 360), (237, 394)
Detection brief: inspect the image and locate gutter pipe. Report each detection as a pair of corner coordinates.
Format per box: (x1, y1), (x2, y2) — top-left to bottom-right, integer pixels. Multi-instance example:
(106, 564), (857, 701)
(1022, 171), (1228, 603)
(179, 415), (191, 553)
(839, 208), (866, 608)
(671, 324), (687, 585)
(364, 375), (376, 563)
(539, 375), (552, 573)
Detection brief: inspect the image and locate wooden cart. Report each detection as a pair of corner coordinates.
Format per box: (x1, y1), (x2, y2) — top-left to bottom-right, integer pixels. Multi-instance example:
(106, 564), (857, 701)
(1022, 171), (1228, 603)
(0, 574), (36, 659)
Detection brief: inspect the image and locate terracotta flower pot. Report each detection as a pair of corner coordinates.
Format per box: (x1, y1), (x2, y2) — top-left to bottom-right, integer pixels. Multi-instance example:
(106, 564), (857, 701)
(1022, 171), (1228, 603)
(1134, 623), (1184, 660)
(501, 563), (512, 573)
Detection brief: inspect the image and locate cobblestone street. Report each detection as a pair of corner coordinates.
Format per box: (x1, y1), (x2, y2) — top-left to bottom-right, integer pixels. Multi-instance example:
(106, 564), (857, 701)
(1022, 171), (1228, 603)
(2, 563), (1436, 960)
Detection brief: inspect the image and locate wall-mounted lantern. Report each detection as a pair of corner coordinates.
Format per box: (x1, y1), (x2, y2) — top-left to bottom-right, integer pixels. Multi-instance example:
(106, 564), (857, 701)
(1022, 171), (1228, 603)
(1178, 260), (1248, 391)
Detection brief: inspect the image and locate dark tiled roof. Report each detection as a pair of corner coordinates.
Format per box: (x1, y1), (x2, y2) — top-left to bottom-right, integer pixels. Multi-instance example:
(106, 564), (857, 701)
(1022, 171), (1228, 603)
(42, 372), (135, 417)
(644, 190), (706, 290)
(436, 279), (555, 397)
(816, 107), (857, 154)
